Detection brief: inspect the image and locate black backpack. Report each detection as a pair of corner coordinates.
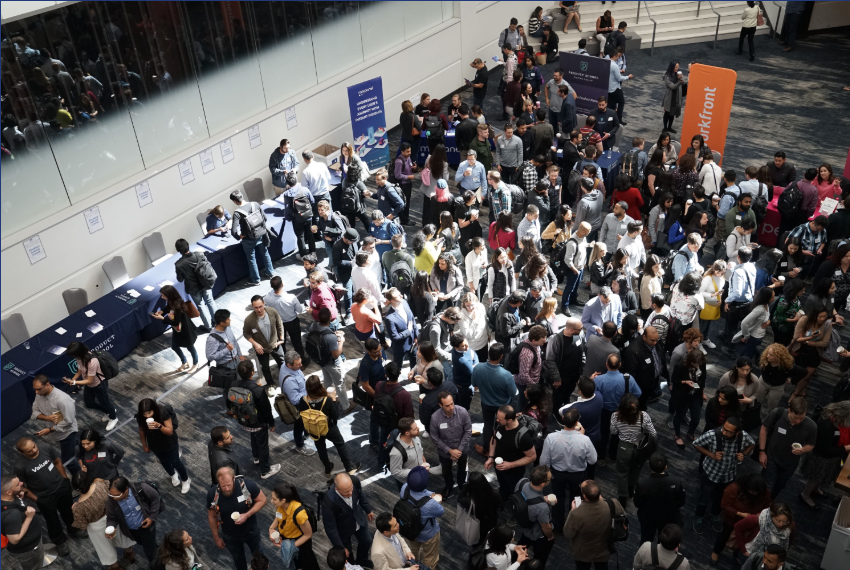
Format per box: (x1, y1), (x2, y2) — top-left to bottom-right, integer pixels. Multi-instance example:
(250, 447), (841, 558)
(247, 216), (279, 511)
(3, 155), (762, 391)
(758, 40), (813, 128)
(236, 203), (267, 239)
(516, 413), (545, 458)
(292, 190), (314, 224)
(507, 183), (527, 214)
(751, 183), (768, 226)
(508, 478), (546, 528)
(384, 183), (407, 208)
(606, 497), (629, 548)
(622, 149), (644, 185)
(504, 342), (538, 375)
(468, 544), (488, 570)
(332, 211), (352, 231)
(394, 487), (431, 540)
(424, 115), (443, 140)
(661, 249), (688, 286)
(91, 350), (120, 380)
(386, 156), (403, 184)
(372, 384), (404, 429)
(192, 252), (217, 290)
(486, 298), (503, 332)
(382, 428), (405, 473)
(777, 181), (802, 220)
(565, 169), (582, 207)
(228, 385), (260, 427)
(603, 33), (617, 56)
(390, 259), (413, 291)
(292, 504), (319, 535)
(341, 182), (361, 213)
(642, 540), (685, 570)
(305, 328), (335, 366)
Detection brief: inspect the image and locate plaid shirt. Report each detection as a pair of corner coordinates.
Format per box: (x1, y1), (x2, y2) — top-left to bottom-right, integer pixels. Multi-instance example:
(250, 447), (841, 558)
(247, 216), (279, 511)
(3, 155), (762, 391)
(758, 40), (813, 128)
(787, 221), (827, 253)
(694, 429), (755, 483)
(490, 183), (512, 217)
(519, 161), (538, 191)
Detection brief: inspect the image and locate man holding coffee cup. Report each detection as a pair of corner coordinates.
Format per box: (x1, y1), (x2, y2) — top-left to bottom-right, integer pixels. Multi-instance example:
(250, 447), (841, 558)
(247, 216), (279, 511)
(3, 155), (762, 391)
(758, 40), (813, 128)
(105, 476), (163, 567)
(758, 398), (816, 499)
(205, 468), (266, 570)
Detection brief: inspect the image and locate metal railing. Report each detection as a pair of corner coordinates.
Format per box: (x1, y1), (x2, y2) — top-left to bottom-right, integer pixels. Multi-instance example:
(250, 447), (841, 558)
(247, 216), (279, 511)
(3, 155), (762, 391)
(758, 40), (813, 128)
(639, 1), (658, 55)
(707, 0), (722, 49)
(697, 1), (702, 18)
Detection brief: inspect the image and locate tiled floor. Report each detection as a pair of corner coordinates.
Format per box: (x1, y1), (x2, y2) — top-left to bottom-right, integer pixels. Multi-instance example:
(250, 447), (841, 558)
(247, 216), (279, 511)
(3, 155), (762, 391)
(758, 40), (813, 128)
(3, 31), (849, 570)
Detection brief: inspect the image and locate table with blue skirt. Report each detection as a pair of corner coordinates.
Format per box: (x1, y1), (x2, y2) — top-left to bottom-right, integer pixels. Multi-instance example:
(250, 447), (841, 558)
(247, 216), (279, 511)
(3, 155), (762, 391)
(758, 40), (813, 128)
(558, 148), (623, 192)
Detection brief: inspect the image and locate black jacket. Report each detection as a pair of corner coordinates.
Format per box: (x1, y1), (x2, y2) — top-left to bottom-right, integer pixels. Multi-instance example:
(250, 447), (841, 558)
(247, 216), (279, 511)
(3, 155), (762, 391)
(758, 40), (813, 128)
(420, 381), (458, 435)
(174, 252), (209, 296)
(321, 476), (373, 547)
(234, 379), (275, 428)
(456, 118), (479, 152)
(208, 441), (241, 485)
(622, 336), (668, 394)
(545, 331), (586, 384)
(332, 239), (359, 283)
(495, 300), (525, 350)
(633, 472), (686, 526)
(527, 190), (551, 222)
(561, 142), (581, 174)
(106, 482), (162, 537)
(593, 107), (620, 137)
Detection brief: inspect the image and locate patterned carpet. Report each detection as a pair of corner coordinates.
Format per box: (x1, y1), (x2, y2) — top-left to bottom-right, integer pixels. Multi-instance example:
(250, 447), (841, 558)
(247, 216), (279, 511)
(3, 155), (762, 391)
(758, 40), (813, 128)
(2, 31), (849, 570)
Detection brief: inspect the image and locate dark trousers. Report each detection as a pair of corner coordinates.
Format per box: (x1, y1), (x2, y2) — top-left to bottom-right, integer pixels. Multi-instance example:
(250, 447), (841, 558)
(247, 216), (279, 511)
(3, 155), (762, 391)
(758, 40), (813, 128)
(345, 210), (372, 233)
(673, 397), (703, 437)
(599, 409), (615, 460)
(316, 423), (355, 474)
(59, 432), (80, 475)
(257, 350), (283, 388)
(473, 94), (485, 108)
(563, 268), (583, 306)
(738, 26), (756, 56)
(249, 425), (271, 474)
(763, 456), (796, 499)
(391, 345), (416, 370)
(608, 88), (625, 123)
(724, 302), (748, 344)
(638, 512), (679, 545)
(548, 109), (561, 137)
(551, 377), (579, 414)
(663, 111), (675, 131)
(84, 381), (116, 419)
(495, 466), (527, 502)
(784, 11), (803, 46)
(282, 318), (305, 359)
(695, 469), (727, 518)
(152, 445), (189, 481)
(222, 525), (263, 570)
(455, 386), (473, 412)
(481, 404), (500, 453)
(501, 166), (517, 185)
(712, 520), (736, 555)
(292, 418), (307, 449)
(128, 523), (158, 567)
(576, 562), (609, 570)
(36, 479), (75, 545)
(292, 221), (316, 256)
(519, 534), (554, 567)
(439, 452), (469, 492)
(342, 524), (373, 568)
(399, 182), (413, 225)
(552, 469), (586, 529)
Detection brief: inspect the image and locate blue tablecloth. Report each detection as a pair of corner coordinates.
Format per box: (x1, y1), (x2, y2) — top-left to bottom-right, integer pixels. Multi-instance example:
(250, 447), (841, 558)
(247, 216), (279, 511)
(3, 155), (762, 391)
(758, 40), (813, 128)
(558, 149), (622, 191)
(416, 131), (461, 166)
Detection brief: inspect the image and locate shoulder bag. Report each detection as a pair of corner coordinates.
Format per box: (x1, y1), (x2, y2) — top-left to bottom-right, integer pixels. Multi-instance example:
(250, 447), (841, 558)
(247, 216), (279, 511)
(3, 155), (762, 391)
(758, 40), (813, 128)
(699, 276), (721, 321)
(454, 499), (481, 546)
(633, 412), (658, 465)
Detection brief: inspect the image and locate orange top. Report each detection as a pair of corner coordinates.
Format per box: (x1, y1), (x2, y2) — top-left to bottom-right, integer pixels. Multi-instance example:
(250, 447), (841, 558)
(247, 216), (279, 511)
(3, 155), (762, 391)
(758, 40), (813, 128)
(351, 302), (382, 334)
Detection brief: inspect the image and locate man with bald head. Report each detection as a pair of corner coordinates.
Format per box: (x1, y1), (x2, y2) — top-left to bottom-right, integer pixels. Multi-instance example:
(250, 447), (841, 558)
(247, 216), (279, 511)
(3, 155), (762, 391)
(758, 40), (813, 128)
(206, 467), (266, 570)
(622, 326), (668, 410)
(545, 317), (587, 410)
(321, 473), (374, 568)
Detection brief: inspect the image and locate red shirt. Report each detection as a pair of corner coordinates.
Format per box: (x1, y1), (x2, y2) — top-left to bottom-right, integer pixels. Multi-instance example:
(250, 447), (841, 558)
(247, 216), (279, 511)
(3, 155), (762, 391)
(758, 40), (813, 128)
(310, 283), (338, 322)
(612, 187), (645, 220)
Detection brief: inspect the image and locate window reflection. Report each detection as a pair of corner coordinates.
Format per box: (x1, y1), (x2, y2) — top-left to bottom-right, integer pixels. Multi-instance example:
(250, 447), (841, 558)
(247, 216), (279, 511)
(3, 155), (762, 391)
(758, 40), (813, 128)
(307, 1), (364, 83)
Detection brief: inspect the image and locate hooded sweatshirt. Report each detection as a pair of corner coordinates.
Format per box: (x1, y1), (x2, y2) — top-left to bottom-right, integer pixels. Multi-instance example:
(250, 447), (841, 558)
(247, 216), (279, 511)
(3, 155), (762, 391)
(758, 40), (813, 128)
(575, 189), (604, 231)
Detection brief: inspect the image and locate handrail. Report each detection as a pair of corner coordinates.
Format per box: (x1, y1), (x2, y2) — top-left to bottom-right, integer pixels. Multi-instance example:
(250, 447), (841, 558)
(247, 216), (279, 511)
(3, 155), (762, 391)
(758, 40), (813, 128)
(771, 1), (783, 38)
(640, 1), (658, 56)
(707, 0), (721, 49)
(696, 1), (702, 18)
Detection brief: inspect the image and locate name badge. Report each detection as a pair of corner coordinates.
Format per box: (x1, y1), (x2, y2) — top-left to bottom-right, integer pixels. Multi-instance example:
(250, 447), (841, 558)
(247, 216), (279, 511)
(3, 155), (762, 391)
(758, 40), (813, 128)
(276, 512), (283, 519)
(608, 117), (613, 121)
(624, 341), (629, 347)
(440, 423), (449, 429)
(135, 505), (141, 511)
(97, 452), (106, 458)
(781, 262), (787, 267)
(238, 495), (246, 503)
(778, 427), (787, 435)
(48, 462), (54, 471)
(658, 214), (665, 220)
(252, 328), (258, 333)
(836, 431), (841, 436)
(496, 432), (502, 439)
(530, 73), (536, 77)
(645, 358), (652, 364)
(736, 215), (742, 221)
(836, 271), (842, 277)
(555, 186), (560, 191)
(575, 339), (582, 346)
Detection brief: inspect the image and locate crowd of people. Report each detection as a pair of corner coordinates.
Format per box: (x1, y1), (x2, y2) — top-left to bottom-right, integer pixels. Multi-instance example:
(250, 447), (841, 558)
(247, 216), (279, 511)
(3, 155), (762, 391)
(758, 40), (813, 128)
(5, 7), (850, 570)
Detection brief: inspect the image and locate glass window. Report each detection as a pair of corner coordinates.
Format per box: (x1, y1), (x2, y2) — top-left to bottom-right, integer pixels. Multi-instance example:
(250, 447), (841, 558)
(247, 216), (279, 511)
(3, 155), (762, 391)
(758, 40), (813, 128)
(403, 1), (445, 39)
(443, 1), (456, 21)
(307, 1), (364, 83)
(358, 2), (405, 61)
(249, 2), (318, 108)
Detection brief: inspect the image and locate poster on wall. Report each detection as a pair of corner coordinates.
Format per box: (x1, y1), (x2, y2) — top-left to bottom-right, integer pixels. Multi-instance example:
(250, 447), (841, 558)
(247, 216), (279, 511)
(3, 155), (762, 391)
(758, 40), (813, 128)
(680, 64), (737, 166)
(220, 138), (235, 163)
(559, 53), (611, 115)
(346, 77), (390, 171)
(135, 180), (153, 208)
(248, 124), (262, 149)
(84, 206), (104, 234)
(23, 235), (47, 265)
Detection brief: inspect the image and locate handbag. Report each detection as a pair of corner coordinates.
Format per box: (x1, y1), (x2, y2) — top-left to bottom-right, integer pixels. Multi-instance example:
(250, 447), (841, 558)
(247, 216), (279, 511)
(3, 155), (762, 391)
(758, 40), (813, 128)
(535, 52), (547, 65)
(208, 365), (237, 389)
(455, 500), (481, 546)
(699, 277), (722, 321)
(352, 381), (373, 410)
(421, 167), (431, 187)
(633, 413), (658, 465)
(275, 375), (301, 424)
(185, 299), (200, 319)
(410, 115), (420, 137)
(757, 12), (765, 26)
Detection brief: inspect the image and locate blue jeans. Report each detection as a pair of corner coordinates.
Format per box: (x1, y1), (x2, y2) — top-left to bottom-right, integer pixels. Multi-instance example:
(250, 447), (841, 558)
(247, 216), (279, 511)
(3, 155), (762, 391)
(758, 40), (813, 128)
(739, 335), (763, 360)
(190, 289), (217, 329)
(323, 241), (335, 265)
(563, 268), (583, 307)
(59, 432), (80, 474)
(83, 381), (116, 419)
(673, 396), (703, 437)
(171, 336), (199, 365)
(222, 525), (263, 570)
(473, 94), (485, 108)
(152, 444), (188, 481)
(241, 237), (274, 283)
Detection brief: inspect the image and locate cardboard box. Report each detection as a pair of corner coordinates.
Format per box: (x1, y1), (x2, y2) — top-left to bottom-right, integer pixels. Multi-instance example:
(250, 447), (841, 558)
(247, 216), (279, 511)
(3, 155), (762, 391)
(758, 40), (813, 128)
(312, 143), (341, 167)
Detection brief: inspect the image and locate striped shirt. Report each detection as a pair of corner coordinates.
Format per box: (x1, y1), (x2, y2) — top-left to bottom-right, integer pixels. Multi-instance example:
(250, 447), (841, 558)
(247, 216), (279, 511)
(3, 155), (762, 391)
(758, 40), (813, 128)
(610, 411), (656, 444)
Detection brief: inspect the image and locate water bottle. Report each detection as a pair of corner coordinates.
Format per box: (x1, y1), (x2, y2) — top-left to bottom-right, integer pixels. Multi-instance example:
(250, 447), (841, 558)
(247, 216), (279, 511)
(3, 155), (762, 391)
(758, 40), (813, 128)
(24, 341), (30, 350)
(607, 148), (612, 159)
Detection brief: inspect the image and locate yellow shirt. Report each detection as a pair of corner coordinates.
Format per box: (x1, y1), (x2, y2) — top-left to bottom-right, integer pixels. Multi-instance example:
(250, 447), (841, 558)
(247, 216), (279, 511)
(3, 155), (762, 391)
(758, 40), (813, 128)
(276, 500), (308, 539)
(414, 242), (439, 273)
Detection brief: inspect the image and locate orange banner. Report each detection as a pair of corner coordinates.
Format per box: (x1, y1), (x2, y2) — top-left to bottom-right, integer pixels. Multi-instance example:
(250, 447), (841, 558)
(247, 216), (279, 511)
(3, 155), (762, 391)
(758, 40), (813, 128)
(680, 64), (737, 166)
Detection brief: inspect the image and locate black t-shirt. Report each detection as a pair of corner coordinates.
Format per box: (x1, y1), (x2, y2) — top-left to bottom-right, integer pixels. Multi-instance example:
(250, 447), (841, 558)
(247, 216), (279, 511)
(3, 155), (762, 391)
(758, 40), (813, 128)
(140, 407), (178, 453)
(14, 445), (63, 497)
(1, 497), (43, 554)
(206, 477), (262, 538)
(473, 67), (489, 98)
(494, 424), (534, 463)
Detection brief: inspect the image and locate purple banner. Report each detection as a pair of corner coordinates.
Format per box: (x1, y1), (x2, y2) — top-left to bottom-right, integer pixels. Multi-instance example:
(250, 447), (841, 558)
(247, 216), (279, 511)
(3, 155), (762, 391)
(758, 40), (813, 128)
(560, 53), (611, 115)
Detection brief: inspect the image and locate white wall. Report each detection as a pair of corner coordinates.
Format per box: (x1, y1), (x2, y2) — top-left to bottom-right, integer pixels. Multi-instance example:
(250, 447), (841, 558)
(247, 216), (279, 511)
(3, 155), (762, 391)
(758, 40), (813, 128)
(1, 0), (539, 352)
(809, 1), (850, 30)
(0, 1), (77, 23)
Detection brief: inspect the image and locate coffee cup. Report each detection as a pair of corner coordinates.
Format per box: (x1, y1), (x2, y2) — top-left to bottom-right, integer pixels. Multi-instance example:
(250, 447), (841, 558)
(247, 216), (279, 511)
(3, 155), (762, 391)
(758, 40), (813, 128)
(311, 225), (318, 232)
(547, 494), (557, 504)
(686, 199), (693, 205)
(327, 387), (336, 394)
(779, 276), (785, 282)
(433, 494), (442, 503)
(231, 512), (241, 521)
(270, 531), (280, 543)
(837, 346), (845, 354)
(495, 457), (504, 465)
(105, 526), (115, 536)
(146, 418), (154, 425)
(791, 443), (802, 450)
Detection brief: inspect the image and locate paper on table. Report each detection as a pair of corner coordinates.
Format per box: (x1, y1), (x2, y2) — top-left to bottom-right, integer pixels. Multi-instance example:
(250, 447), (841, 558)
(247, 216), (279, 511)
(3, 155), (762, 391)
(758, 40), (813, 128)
(143, 285), (155, 291)
(217, 245), (227, 250)
(55, 327), (67, 334)
(127, 289), (141, 298)
(76, 332), (83, 338)
(47, 345), (66, 355)
(88, 323), (104, 334)
(84, 310), (97, 317)
(819, 197), (839, 216)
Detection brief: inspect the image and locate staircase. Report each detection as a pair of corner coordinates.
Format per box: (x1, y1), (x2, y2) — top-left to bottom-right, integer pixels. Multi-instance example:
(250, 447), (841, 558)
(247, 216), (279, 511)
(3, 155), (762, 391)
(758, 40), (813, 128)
(547, 1), (771, 53)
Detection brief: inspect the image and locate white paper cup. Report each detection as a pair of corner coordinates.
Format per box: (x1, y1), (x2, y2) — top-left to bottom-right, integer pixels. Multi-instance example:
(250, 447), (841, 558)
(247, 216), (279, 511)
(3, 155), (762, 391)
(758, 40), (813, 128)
(270, 531), (280, 541)
(686, 199), (693, 205)
(779, 276), (785, 282)
(547, 494), (557, 504)
(433, 494), (442, 503)
(231, 512), (241, 521)
(838, 347), (845, 354)
(146, 418), (154, 425)
(105, 526), (115, 535)
(495, 457), (504, 465)
(327, 387), (336, 395)
(791, 443), (802, 450)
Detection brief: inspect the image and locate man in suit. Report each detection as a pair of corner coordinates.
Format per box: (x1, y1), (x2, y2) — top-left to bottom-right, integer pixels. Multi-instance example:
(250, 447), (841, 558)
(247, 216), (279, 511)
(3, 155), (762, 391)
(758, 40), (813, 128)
(560, 130), (582, 177)
(371, 513), (416, 570)
(321, 474), (374, 568)
(622, 326), (668, 410)
(383, 288), (418, 369)
(243, 295), (284, 395)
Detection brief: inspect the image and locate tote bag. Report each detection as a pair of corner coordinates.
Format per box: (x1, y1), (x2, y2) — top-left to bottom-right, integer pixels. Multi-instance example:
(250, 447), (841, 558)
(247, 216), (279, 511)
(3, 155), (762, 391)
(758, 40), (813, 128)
(455, 500), (481, 546)
(421, 167), (432, 187)
(699, 277), (721, 321)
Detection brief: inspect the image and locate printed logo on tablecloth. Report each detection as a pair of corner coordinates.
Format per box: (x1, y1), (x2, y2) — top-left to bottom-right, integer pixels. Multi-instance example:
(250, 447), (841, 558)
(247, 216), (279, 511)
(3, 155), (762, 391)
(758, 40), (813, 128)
(3, 362), (27, 378)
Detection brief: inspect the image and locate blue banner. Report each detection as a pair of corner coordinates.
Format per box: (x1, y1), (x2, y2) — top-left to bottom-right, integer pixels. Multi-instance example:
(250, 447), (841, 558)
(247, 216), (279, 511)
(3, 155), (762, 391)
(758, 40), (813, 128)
(347, 77), (390, 171)
(560, 53), (611, 115)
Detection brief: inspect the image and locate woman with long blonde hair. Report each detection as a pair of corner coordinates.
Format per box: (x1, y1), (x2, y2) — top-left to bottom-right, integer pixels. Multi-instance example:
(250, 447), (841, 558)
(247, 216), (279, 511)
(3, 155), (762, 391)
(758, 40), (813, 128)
(757, 343), (804, 419)
(535, 297), (560, 337)
(587, 242), (610, 296)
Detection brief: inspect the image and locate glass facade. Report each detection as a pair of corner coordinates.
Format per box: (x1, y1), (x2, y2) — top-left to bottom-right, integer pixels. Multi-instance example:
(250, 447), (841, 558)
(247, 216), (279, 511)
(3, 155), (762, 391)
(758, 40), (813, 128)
(0, 1), (454, 238)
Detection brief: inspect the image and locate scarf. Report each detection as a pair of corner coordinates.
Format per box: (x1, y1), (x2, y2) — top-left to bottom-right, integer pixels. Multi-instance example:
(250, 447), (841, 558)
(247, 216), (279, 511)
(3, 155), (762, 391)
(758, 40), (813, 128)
(748, 508), (791, 555)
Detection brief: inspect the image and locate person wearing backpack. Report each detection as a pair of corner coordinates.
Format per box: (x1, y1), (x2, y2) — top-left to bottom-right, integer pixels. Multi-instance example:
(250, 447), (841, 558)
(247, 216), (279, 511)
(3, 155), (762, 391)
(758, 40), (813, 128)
(64, 341), (118, 432)
(307, 307), (350, 411)
(316, 199), (350, 266)
(511, 465), (556, 566)
(565, 480), (625, 570)
(230, 190), (274, 286)
(484, 405), (538, 501)
(268, 483), (319, 570)
(281, 172), (316, 260)
(106, 476), (164, 568)
(632, 524), (691, 570)
(206, 468), (266, 570)
(231, 360), (281, 480)
(398, 466), (444, 569)
(321, 474), (375, 569)
(174, 238), (217, 333)
(388, 418), (430, 489)
(297, 376), (360, 479)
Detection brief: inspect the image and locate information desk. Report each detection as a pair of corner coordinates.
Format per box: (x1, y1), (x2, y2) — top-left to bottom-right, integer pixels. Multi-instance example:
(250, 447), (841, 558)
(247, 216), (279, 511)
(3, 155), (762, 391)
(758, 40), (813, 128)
(557, 149), (623, 193)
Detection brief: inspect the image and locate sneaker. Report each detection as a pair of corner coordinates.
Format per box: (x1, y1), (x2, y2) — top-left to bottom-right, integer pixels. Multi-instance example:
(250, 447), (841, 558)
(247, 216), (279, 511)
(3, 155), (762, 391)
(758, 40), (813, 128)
(253, 457), (260, 465)
(57, 542), (71, 556)
(703, 339), (716, 349)
(711, 515), (723, 533)
(101, 415), (110, 422)
(420, 431), (430, 439)
(171, 473), (180, 487)
(294, 446), (316, 456)
(180, 478), (191, 494)
(347, 462), (361, 476)
(105, 417), (119, 431)
(428, 464), (443, 475)
(261, 464), (281, 479)
(246, 281), (260, 286)
(693, 517), (705, 534)
(698, 344), (707, 355)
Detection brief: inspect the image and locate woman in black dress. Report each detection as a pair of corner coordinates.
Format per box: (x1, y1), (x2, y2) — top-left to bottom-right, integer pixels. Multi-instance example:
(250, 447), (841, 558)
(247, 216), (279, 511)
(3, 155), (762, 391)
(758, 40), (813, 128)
(456, 190), (483, 259)
(136, 398), (191, 493)
(409, 270), (437, 324)
(152, 284), (198, 373)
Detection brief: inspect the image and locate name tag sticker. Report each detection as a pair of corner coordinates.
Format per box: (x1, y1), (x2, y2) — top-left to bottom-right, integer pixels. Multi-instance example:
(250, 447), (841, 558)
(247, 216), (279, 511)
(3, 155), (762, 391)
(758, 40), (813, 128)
(575, 339), (582, 346)
(252, 328), (258, 333)
(781, 262), (787, 267)
(496, 432), (502, 439)
(778, 427), (787, 435)
(836, 431), (841, 436)
(238, 495), (246, 503)
(624, 341), (629, 347)
(736, 215), (742, 221)
(276, 512), (283, 519)
(48, 462), (54, 471)
(645, 358), (652, 364)
(440, 423), (448, 429)
(97, 452), (106, 458)
(835, 271), (842, 277)
(608, 117), (613, 121)
(135, 505), (141, 511)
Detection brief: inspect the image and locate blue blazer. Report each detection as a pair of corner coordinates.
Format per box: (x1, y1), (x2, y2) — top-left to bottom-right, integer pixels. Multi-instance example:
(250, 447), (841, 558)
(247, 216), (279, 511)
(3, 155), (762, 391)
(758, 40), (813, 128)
(384, 302), (418, 357)
(321, 476), (373, 547)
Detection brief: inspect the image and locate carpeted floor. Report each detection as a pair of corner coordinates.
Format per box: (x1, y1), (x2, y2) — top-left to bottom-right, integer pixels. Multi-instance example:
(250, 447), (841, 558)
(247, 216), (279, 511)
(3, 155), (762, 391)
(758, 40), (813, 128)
(2, 31), (849, 570)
